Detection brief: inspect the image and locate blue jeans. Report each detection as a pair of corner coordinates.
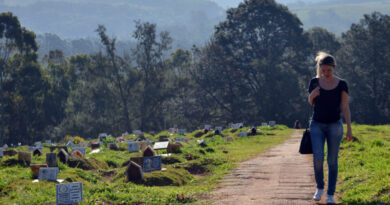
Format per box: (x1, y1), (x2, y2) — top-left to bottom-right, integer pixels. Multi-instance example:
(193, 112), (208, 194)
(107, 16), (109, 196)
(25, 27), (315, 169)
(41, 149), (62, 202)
(310, 119), (343, 196)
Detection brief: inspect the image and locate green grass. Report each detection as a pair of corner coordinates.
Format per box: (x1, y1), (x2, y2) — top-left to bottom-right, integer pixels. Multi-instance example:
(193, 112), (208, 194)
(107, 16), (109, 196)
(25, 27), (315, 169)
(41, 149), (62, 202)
(336, 124), (390, 204)
(0, 125), (292, 204)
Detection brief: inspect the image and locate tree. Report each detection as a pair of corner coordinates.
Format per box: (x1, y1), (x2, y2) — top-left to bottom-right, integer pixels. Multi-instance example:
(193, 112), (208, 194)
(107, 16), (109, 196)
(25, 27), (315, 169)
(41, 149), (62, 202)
(132, 21), (173, 131)
(195, 0), (311, 125)
(337, 12), (390, 124)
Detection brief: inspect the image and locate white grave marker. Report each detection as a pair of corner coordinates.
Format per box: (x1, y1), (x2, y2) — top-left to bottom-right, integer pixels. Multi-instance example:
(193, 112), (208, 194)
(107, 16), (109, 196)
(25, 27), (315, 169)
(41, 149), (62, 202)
(215, 127), (223, 131)
(269, 121), (276, 127)
(56, 182), (83, 205)
(153, 142), (169, 150)
(134, 130), (142, 136)
(204, 125), (212, 130)
(261, 122), (268, 126)
(39, 167), (58, 181)
(45, 140), (52, 145)
(0, 149), (3, 157)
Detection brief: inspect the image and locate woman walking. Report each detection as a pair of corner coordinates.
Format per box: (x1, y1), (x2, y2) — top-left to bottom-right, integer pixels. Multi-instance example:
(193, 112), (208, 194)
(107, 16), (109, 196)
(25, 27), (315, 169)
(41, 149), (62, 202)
(308, 52), (352, 204)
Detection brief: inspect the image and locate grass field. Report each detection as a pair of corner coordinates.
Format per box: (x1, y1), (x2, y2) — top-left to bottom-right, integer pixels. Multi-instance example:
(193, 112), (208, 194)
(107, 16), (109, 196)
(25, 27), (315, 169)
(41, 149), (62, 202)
(336, 124), (390, 204)
(0, 125), (293, 204)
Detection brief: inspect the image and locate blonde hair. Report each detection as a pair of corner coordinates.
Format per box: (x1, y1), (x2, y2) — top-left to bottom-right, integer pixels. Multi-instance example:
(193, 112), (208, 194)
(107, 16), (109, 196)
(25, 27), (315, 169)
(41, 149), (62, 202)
(315, 51), (336, 78)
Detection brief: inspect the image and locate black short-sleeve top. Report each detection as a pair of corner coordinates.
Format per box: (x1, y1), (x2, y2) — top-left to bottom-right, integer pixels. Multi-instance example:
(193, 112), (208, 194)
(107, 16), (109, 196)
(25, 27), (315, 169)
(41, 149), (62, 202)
(308, 78), (349, 123)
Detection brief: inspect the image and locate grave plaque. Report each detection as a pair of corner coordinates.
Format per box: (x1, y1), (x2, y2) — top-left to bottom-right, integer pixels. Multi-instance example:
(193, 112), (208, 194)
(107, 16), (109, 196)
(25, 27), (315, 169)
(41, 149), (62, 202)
(46, 153), (58, 167)
(178, 129), (186, 135)
(261, 122), (268, 126)
(39, 167), (59, 181)
(3, 144), (8, 149)
(56, 182), (83, 205)
(239, 132), (247, 137)
(34, 141), (42, 147)
(71, 148), (86, 158)
(204, 125), (212, 130)
(153, 142), (169, 150)
(134, 130), (142, 136)
(45, 140), (52, 145)
(143, 156), (162, 172)
(128, 142), (139, 153)
(0, 149), (3, 157)
(269, 121), (276, 127)
(175, 138), (185, 142)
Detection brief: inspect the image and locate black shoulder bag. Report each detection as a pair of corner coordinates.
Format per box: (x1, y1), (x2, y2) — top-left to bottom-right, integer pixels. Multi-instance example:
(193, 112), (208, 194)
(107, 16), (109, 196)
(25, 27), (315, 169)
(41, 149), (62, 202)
(299, 126), (312, 154)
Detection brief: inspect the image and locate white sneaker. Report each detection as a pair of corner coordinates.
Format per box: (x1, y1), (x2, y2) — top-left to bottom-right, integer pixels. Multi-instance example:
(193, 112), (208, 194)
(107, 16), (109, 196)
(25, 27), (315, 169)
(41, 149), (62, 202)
(313, 188), (324, 201)
(326, 195), (335, 204)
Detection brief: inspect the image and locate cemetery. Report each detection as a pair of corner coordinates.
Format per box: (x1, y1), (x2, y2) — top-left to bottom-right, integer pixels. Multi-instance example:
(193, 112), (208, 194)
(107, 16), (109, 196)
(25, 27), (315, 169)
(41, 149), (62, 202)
(0, 124), (291, 204)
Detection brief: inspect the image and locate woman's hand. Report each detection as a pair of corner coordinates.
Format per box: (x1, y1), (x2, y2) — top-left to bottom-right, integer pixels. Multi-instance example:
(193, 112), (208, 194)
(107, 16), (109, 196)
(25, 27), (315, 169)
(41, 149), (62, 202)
(346, 128), (352, 142)
(309, 86), (320, 105)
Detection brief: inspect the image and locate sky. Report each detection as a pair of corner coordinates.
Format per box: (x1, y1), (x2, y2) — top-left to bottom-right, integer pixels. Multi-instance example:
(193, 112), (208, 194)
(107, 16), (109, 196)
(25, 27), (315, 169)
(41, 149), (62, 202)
(210, 0), (326, 8)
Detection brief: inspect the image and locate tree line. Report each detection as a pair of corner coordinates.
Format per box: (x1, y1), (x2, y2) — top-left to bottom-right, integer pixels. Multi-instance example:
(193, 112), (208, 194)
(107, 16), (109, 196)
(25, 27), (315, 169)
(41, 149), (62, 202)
(1, 0), (390, 145)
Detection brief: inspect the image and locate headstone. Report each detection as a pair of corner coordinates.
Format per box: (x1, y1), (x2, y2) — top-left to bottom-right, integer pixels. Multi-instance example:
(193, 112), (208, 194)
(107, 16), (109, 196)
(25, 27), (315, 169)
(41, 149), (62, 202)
(178, 129), (186, 135)
(134, 130), (142, 136)
(45, 140), (52, 145)
(250, 127), (257, 135)
(71, 147), (86, 157)
(107, 143), (119, 151)
(128, 142), (139, 153)
(57, 149), (69, 164)
(142, 156), (162, 172)
(33, 148), (43, 156)
(224, 136), (234, 142)
(169, 128), (175, 133)
(46, 153), (58, 167)
(261, 122), (268, 126)
(215, 127), (223, 132)
(56, 182), (83, 205)
(269, 121), (276, 127)
(139, 141), (148, 152)
(18, 142), (21, 146)
(3, 144), (8, 149)
(167, 143), (181, 153)
(39, 167), (58, 181)
(153, 141), (169, 150)
(126, 161), (144, 182)
(159, 135), (169, 142)
(34, 141), (42, 147)
(204, 125), (212, 130)
(91, 142), (100, 150)
(175, 138), (185, 142)
(143, 146), (156, 157)
(18, 151), (32, 165)
(239, 132), (247, 137)
(0, 149), (3, 157)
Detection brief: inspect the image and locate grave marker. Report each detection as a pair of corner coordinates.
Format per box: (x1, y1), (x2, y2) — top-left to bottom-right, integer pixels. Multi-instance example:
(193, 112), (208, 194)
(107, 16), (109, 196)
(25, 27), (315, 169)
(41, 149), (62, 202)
(239, 132), (247, 137)
(56, 182), (83, 205)
(167, 143), (181, 153)
(45, 140), (52, 145)
(18, 151), (32, 165)
(128, 142), (139, 153)
(46, 153), (58, 167)
(0, 149), (3, 157)
(215, 127), (223, 132)
(261, 122), (268, 126)
(57, 149), (69, 164)
(134, 130), (142, 136)
(3, 144), (8, 149)
(126, 161), (143, 182)
(153, 141), (169, 150)
(33, 148), (43, 156)
(71, 147), (86, 157)
(139, 141), (148, 152)
(30, 164), (48, 178)
(107, 143), (119, 151)
(34, 141), (42, 147)
(178, 129), (186, 135)
(269, 121), (276, 127)
(143, 146), (156, 157)
(39, 167), (58, 181)
(143, 156), (162, 172)
(204, 125), (212, 130)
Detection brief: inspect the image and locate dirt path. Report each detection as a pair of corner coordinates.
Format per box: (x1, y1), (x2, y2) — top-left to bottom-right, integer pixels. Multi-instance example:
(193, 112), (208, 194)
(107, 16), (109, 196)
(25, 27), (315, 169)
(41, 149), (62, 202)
(212, 130), (328, 205)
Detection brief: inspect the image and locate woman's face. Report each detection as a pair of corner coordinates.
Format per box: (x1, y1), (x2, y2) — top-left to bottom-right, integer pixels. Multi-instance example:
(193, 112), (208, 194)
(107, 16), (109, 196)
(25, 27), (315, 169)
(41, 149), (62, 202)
(320, 64), (334, 78)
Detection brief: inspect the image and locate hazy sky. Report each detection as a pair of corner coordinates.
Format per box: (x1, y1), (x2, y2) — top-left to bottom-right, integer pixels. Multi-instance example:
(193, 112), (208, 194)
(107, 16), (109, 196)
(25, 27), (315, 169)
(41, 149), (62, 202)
(210, 0), (326, 8)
